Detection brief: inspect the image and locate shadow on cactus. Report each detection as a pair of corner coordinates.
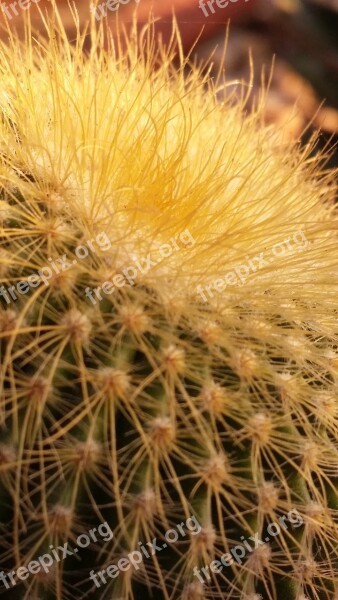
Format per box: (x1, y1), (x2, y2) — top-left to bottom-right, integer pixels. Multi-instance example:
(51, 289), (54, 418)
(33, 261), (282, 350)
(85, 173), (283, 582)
(0, 4), (338, 600)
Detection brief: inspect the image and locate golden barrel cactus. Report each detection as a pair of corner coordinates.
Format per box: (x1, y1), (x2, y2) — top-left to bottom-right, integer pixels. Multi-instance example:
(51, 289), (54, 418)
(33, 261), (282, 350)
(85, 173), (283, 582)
(0, 5), (337, 600)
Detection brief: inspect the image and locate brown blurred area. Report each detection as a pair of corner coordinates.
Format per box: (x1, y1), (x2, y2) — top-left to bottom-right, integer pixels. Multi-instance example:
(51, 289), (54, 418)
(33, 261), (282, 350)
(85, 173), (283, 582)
(0, 0), (337, 162)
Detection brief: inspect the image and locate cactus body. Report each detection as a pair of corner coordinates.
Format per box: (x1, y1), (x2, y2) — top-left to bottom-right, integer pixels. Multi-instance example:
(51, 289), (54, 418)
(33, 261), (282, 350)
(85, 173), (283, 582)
(0, 8), (338, 600)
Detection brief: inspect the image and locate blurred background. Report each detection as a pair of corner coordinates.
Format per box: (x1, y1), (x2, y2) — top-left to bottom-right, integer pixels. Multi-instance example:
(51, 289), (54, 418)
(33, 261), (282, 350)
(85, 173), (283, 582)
(1, 0), (337, 166)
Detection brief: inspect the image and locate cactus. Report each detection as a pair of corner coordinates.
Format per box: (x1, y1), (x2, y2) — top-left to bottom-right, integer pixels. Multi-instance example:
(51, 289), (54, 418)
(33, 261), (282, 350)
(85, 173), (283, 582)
(0, 6), (338, 600)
